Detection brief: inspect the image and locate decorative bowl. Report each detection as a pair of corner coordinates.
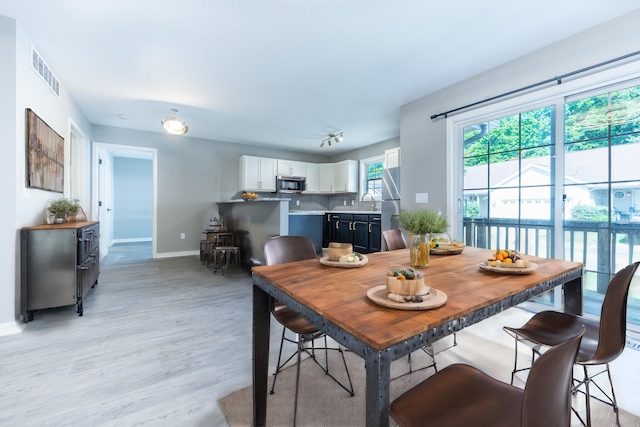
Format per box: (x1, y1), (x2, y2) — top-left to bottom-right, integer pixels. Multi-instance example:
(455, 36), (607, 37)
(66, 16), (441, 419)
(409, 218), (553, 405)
(386, 276), (429, 296)
(328, 242), (353, 261)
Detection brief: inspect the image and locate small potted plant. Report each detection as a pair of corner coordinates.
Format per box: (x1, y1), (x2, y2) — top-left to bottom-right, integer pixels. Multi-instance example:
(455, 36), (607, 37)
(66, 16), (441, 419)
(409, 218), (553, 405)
(398, 209), (448, 268)
(47, 198), (80, 223)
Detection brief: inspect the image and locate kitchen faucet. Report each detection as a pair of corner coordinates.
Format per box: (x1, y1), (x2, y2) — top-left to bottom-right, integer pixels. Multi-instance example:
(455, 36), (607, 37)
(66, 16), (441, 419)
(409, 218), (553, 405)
(360, 193), (377, 211)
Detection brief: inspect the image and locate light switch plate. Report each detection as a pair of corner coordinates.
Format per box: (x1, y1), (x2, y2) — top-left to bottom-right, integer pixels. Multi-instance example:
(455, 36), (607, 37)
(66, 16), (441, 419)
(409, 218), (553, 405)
(415, 193), (428, 203)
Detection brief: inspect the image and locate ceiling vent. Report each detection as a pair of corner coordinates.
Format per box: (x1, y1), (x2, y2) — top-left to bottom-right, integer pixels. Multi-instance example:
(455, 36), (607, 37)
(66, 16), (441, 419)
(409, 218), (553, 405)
(31, 46), (60, 97)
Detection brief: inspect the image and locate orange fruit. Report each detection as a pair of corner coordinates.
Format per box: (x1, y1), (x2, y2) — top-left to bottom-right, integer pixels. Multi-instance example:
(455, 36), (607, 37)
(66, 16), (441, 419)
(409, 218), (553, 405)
(503, 257), (513, 263)
(496, 253), (504, 261)
(397, 275), (406, 280)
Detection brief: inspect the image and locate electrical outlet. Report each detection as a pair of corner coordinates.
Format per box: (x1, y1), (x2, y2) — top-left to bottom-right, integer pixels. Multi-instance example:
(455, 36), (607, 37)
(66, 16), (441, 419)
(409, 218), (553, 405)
(351, 200), (354, 205)
(180, 233), (186, 239)
(416, 193), (428, 203)
(296, 200), (300, 206)
(343, 200), (347, 206)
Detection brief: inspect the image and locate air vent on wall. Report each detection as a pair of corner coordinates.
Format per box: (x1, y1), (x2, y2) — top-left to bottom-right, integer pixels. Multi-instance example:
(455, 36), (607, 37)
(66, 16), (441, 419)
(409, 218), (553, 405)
(31, 46), (60, 97)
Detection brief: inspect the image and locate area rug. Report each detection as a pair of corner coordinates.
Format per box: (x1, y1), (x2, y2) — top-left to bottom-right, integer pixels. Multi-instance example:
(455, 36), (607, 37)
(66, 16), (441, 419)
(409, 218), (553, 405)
(219, 338), (640, 427)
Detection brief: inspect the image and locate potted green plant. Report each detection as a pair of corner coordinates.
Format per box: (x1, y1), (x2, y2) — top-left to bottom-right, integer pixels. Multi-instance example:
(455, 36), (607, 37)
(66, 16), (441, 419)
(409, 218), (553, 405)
(47, 198), (80, 223)
(398, 209), (448, 268)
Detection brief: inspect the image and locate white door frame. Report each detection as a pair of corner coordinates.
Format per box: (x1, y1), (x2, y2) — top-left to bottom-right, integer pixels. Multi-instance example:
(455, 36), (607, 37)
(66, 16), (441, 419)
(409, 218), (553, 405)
(91, 142), (158, 259)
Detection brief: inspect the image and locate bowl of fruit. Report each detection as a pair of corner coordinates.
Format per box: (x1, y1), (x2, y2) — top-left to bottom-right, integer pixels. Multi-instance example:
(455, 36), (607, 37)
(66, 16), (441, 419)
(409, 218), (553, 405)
(241, 192), (258, 201)
(480, 250), (537, 274)
(386, 268), (429, 297)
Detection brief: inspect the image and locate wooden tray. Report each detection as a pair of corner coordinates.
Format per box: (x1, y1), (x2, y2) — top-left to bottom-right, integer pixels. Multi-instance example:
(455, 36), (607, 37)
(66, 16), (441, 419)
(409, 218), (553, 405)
(366, 285), (447, 310)
(430, 245), (465, 255)
(478, 262), (538, 275)
(320, 255), (368, 268)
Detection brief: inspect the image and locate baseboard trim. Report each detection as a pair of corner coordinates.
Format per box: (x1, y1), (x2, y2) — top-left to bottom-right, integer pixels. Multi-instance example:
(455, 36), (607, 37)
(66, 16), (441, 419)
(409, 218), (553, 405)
(112, 238), (152, 244)
(0, 321), (25, 337)
(155, 250), (199, 259)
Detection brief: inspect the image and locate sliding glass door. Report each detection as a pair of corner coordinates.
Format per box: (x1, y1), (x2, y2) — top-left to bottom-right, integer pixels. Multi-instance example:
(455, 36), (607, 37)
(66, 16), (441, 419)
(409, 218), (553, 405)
(460, 81), (640, 328)
(563, 84), (640, 324)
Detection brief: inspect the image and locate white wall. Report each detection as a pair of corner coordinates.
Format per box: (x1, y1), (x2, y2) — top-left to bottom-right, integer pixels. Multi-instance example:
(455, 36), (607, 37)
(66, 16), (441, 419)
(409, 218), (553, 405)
(0, 16), (92, 330)
(399, 9), (640, 217)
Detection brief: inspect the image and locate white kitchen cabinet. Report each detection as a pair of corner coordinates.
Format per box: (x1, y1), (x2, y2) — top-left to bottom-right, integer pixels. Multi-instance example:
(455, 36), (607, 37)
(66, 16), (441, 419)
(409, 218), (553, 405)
(385, 148), (401, 168)
(318, 163), (335, 193)
(304, 163), (319, 192)
(333, 160), (358, 192)
(277, 160), (306, 177)
(239, 155), (276, 191)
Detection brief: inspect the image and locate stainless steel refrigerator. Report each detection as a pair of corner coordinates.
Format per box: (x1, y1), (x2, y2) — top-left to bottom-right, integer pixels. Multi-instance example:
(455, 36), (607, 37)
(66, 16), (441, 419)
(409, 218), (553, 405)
(381, 166), (400, 232)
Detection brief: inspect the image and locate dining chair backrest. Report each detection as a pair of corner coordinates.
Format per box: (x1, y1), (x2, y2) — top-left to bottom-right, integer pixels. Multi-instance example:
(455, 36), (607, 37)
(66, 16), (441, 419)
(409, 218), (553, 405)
(264, 235), (317, 265)
(382, 229), (407, 251)
(591, 261), (640, 364)
(522, 329), (584, 427)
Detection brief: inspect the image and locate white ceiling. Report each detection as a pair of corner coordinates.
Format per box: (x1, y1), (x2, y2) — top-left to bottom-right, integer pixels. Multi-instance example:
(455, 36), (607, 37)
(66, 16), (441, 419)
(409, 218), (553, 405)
(2, 1), (639, 155)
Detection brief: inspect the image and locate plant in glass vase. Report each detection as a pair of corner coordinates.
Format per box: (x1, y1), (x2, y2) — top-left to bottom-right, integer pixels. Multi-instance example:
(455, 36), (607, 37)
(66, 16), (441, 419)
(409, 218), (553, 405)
(398, 209), (448, 268)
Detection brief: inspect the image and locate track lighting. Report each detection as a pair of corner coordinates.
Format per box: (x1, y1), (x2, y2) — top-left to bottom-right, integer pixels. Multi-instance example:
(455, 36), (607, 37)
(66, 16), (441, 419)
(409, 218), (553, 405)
(161, 108), (188, 135)
(321, 132), (344, 148)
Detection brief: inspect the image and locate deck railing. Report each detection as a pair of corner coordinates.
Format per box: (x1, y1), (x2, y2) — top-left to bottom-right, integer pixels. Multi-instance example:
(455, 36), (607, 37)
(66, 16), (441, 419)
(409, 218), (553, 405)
(463, 217), (640, 326)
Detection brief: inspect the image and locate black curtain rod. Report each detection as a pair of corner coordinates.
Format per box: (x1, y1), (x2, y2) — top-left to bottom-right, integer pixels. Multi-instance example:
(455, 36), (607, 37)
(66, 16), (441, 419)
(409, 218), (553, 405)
(430, 49), (640, 120)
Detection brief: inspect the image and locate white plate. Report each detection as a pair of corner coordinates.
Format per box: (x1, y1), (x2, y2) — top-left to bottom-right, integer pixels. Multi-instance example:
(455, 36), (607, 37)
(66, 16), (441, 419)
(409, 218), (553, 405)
(478, 262), (538, 275)
(319, 255), (368, 268)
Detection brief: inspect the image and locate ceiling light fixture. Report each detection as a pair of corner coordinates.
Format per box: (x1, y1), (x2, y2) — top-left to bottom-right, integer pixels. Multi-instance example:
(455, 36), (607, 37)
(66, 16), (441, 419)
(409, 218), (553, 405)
(161, 108), (188, 135)
(320, 132), (344, 148)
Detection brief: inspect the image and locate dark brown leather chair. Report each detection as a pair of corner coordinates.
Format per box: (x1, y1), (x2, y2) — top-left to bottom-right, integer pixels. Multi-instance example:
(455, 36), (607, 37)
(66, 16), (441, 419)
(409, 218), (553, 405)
(504, 261), (640, 427)
(382, 229), (407, 251)
(390, 328), (584, 427)
(263, 235), (354, 426)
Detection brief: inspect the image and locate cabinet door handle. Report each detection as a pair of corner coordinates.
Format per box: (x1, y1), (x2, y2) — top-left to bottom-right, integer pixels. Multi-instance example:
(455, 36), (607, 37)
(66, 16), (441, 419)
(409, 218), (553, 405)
(369, 224), (371, 233)
(336, 221), (339, 230)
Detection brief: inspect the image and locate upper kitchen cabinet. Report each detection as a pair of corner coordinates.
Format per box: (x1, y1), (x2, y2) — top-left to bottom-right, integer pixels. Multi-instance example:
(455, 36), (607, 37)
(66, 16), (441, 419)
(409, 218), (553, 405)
(384, 148), (401, 169)
(334, 160), (358, 193)
(277, 160), (306, 177)
(239, 155), (277, 192)
(318, 163), (335, 193)
(304, 163), (319, 192)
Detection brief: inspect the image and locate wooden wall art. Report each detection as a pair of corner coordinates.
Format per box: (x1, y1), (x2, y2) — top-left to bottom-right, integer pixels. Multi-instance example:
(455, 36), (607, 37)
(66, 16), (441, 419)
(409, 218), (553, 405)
(26, 108), (64, 192)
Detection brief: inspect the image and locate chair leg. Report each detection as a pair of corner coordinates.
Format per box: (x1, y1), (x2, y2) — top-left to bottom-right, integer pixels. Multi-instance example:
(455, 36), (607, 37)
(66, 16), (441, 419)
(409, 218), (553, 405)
(293, 336), (302, 427)
(508, 333), (540, 385)
(269, 327), (287, 395)
(270, 328), (354, 425)
(606, 364), (621, 427)
(584, 365), (592, 427)
(572, 363), (620, 427)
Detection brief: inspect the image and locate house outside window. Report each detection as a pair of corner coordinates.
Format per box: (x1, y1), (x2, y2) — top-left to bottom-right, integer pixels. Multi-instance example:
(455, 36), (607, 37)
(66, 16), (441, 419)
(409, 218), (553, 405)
(360, 156), (384, 199)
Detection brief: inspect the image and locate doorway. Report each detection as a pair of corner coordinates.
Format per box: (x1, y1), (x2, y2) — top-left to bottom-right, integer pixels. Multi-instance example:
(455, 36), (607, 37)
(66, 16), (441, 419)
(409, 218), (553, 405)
(92, 142), (158, 259)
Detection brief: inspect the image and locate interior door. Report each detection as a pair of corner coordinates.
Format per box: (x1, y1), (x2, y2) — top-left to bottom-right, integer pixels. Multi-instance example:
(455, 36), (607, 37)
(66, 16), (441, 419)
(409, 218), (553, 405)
(98, 148), (113, 258)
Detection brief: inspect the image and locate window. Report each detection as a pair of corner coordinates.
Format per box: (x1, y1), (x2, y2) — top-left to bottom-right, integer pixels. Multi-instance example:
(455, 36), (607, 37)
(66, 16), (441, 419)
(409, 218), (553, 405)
(360, 156), (384, 199)
(453, 78), (640, 331)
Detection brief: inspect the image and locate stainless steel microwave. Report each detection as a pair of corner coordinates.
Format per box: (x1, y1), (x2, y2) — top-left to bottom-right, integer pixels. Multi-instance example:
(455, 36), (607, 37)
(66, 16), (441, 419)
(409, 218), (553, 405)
(276, 175), (306, 193)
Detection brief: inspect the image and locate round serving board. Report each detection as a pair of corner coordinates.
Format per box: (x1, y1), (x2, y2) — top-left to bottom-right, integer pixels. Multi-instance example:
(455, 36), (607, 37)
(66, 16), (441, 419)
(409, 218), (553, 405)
(319, 255), (368, 268)
(478, 261), (538, 275)
(430, 245), (465, 255)
(366, 285), (447, 310)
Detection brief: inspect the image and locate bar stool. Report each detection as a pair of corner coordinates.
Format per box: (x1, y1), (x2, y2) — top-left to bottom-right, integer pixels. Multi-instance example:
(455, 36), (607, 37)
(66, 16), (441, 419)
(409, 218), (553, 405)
(208, 232), (240, 275)
(212, 245), (241, 276)
(203, 231), (234, 268)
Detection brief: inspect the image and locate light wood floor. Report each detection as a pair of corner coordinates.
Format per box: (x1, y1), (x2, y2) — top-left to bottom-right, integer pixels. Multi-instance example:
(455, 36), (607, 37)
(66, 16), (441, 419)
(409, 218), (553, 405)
(1, 242), (638, 426)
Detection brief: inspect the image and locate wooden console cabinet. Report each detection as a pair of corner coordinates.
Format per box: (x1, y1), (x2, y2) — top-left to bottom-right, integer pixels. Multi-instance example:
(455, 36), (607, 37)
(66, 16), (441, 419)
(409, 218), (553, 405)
(21, 221), (100, 322)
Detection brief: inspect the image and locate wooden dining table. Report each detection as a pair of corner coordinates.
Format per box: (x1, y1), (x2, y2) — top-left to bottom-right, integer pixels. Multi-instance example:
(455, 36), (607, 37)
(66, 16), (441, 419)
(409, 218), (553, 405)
(251, 246), (583, 427)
